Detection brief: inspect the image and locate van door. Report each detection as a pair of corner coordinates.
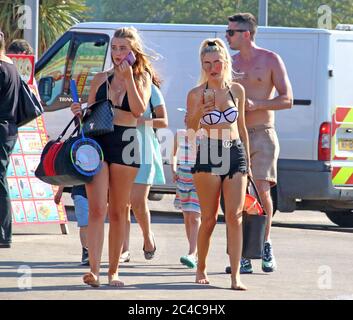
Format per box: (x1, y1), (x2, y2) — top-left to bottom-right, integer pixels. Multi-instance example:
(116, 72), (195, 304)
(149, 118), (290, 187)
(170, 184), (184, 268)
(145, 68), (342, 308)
(331, 35), (353, 187)
(35, 31), (110, 138)
(256, 32), (317, 160)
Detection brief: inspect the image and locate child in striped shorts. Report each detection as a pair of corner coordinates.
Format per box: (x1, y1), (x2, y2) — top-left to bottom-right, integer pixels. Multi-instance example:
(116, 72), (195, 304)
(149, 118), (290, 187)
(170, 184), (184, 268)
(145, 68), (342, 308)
(171, 128), (201, 268)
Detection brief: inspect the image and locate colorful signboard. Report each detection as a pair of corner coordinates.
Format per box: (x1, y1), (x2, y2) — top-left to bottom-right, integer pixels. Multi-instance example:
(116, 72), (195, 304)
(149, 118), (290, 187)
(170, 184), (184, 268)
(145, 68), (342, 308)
(6, 54), (68, 228)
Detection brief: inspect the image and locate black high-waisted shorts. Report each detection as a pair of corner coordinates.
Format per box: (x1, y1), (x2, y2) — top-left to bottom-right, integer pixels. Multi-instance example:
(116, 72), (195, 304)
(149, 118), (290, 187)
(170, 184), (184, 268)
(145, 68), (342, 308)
(93, 125), (140, 168)
(191, 138), (248, 181)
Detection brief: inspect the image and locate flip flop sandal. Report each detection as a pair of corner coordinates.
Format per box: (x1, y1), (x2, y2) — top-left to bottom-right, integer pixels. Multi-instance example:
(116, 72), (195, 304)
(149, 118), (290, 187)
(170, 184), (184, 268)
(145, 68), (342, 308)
(143, 234), (156, 260)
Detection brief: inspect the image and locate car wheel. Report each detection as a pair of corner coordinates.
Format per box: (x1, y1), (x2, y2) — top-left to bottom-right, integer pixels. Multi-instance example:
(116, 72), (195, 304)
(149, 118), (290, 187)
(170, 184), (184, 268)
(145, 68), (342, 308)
(325, 210), (353, 227)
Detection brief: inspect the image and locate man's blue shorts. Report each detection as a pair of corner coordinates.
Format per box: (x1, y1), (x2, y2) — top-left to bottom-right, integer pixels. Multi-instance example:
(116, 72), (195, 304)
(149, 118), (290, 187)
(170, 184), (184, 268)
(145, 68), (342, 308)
(73, 195), (88, 227)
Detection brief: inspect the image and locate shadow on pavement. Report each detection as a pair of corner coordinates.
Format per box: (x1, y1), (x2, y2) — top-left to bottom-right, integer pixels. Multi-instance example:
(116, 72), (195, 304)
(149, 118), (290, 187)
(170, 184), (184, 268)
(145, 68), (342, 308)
(0, 281), (220, 292)
(272, 221), (353, 234)
(65, 207), (226, 225)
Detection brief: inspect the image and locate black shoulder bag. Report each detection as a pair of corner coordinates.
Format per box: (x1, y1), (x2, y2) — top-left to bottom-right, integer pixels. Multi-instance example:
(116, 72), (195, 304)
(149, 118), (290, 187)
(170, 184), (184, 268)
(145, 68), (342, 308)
(81, 73), (114, 136)
(16, 79), (44, 127)
(242, 175), (267, 259)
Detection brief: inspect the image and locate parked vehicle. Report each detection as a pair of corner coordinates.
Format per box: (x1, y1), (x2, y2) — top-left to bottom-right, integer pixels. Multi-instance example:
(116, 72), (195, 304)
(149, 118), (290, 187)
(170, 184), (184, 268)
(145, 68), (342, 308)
(35, 22), (353, 227)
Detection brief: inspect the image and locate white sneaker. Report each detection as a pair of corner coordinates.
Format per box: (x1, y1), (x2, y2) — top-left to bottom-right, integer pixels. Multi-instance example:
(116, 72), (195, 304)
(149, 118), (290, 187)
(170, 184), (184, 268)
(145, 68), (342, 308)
(119, 251), (130, 263)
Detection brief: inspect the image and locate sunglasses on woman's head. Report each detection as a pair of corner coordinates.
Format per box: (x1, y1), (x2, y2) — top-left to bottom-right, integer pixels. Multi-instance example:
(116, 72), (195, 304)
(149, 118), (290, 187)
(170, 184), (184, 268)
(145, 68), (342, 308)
(226, 29), (248, 37)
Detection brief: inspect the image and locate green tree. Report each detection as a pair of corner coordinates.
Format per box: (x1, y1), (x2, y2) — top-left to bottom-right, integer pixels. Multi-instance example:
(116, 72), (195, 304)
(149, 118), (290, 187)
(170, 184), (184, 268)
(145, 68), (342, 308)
(268, 0), (353, 28)
(88, 0), (353, 28)
(86, 0), (248, 24)
(0, 1), (24, 42)
(0, 0), (90, 57)
(38, 0), (90, 55)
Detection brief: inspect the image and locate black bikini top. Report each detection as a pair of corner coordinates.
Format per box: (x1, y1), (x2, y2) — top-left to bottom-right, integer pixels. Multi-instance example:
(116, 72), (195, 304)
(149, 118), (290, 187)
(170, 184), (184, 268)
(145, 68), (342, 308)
(95, 74), (131, 112)
(200, 83), (239, 126)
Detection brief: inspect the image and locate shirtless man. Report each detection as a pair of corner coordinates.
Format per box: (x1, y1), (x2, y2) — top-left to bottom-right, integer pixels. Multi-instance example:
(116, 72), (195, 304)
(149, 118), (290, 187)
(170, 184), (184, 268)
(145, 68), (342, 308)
(225, 13), (293, 274)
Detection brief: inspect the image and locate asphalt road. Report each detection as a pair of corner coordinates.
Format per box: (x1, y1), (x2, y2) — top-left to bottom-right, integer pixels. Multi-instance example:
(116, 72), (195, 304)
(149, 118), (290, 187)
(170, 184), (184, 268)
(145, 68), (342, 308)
(0, 195), (352, 301)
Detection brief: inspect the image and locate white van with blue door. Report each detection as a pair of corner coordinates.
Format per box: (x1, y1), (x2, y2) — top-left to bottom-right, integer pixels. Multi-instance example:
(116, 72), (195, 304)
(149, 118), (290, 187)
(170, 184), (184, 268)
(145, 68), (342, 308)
(35, 22), (353, 227)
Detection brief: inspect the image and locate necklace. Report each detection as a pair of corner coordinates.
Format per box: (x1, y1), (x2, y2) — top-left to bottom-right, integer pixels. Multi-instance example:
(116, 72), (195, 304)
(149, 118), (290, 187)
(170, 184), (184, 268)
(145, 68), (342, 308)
(115, 86), (124, 95)
(112, 78), (125, 95)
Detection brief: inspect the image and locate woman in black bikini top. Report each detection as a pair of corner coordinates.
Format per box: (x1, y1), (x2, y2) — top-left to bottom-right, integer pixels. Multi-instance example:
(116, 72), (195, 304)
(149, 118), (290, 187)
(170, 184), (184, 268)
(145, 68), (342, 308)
(70, 27), (157, 288)
(95, 74), (131, 112)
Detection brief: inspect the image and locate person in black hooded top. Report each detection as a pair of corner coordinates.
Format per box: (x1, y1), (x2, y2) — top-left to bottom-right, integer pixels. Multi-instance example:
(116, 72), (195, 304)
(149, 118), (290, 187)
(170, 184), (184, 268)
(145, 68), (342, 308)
(0, 30), (21, 248)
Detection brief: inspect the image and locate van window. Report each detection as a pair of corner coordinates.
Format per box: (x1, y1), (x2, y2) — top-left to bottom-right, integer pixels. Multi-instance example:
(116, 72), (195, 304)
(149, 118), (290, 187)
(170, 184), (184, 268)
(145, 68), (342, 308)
(36, 32), (109, 111)
(36, 40), (70, 106)
(71, 39), (108, 98)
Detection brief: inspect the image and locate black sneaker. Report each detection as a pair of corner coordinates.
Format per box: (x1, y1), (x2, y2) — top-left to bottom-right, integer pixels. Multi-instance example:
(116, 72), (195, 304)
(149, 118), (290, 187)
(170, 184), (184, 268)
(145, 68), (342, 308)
(0, 243), (11, 248)
(262, 241), (277, 272)
(81, 247), (89, 266)
(225, 258), (253, 274)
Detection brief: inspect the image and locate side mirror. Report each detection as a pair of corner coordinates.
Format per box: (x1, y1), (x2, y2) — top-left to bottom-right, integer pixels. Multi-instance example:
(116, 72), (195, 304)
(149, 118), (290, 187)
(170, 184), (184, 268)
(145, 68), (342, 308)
(38, 76), (54, 103)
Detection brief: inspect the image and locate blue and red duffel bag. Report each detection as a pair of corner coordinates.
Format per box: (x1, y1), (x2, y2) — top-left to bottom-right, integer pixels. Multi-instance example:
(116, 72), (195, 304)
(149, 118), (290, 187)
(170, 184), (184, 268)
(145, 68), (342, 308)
(35, 116), (104, 186)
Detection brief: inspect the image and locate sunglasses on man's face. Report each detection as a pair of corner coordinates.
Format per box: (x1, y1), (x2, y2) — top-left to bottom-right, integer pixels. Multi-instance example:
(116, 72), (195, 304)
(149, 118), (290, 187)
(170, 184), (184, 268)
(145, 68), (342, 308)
(226, 29), (248, 37)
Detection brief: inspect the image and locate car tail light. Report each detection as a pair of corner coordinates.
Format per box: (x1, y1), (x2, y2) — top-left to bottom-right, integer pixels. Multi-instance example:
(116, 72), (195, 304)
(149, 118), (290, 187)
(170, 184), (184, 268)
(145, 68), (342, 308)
(318, 122), (331, 161)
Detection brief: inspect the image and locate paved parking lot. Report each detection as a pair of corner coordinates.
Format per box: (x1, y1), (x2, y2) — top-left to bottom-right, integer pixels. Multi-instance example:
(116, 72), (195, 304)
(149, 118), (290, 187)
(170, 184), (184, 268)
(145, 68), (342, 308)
(0, 195), (352, 300)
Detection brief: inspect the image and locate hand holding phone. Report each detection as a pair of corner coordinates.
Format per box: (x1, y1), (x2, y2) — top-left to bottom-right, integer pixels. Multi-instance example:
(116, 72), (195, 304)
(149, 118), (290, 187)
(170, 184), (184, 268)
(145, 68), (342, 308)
(122, 51), (136, 66)
(203, 88), (215, 106)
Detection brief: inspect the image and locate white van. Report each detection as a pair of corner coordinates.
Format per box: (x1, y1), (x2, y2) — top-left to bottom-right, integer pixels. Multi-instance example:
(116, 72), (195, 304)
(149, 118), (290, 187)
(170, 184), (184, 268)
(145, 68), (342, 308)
(35, 22), (353, 227)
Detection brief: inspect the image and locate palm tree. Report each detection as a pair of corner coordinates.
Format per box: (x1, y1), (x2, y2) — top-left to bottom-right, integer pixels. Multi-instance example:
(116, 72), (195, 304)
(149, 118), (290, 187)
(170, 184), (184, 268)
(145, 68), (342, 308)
(39, 0), (90, 56)
(0, 1), (24, 41)
(0, 0), (90, 57)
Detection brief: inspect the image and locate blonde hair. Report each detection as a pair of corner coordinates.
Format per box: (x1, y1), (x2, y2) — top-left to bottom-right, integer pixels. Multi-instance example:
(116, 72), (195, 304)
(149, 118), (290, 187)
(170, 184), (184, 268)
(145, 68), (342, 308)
(0, 31), (5, 54)
(198, 38), (233, 86)
(113, 27), (156, 88)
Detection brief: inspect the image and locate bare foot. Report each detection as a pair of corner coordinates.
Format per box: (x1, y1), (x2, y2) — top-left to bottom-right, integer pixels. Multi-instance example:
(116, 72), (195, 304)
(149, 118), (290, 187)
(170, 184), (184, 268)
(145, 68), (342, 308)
(83, 272), (100, 287)
(231, 281), (247, 291)
(108, 273), (124, 287)
(195, 270), (210, 284)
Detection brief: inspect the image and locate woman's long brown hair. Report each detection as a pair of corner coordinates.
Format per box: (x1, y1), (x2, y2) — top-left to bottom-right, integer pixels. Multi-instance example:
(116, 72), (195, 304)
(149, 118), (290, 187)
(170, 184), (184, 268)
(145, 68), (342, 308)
(113, 27), (158, 89)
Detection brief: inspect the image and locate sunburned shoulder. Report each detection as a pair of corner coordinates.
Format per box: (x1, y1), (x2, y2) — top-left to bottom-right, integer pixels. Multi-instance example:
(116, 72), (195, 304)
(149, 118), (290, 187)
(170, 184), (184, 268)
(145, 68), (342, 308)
(91, 71), (108, 89)
(230, 82), (245, 95)
(256, 47), (282, 63)
(188, 85), (203, 98)
(93, 71), (108, 82)
(139, 71), (152, 87)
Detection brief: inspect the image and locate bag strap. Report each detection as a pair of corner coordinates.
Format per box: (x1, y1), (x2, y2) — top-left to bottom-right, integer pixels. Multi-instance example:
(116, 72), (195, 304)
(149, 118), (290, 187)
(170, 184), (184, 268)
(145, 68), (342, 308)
(149, 97), (154, 117)
(247, 175), (267, 216)
(106, 72), (112, 101)
(148, 96), (159, 137)
(56, 116), (80, 142)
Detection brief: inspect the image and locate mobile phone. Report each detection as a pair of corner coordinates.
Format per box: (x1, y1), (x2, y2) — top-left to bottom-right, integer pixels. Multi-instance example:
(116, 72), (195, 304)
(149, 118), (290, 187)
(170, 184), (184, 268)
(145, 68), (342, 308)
(122, 51), (136, 66)
(203, 88), (215, 106)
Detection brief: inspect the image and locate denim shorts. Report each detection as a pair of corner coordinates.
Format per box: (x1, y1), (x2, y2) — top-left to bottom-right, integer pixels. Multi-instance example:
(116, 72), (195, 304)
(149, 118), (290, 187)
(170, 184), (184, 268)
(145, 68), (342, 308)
(73, 195), (89, 227)
(191, 138), (248, 181)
